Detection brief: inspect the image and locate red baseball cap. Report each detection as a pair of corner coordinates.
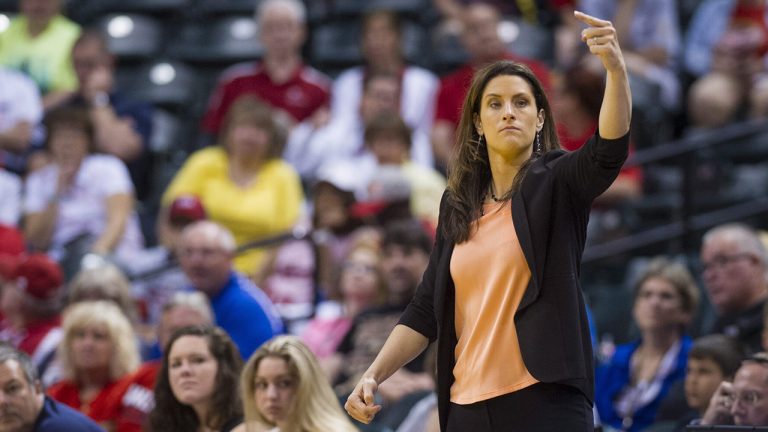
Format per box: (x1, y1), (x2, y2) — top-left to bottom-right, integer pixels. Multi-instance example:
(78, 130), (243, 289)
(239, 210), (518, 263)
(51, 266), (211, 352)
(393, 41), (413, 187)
(0, 224), (25, 257)
(9, 254), (64, 301)
(169, 195), (206, 226)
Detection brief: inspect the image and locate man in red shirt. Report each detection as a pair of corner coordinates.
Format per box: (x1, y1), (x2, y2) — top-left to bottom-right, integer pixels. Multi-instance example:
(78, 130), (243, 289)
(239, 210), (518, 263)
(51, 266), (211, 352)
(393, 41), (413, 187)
(201, 0), (331, 136)
(431, 2), (553, 170)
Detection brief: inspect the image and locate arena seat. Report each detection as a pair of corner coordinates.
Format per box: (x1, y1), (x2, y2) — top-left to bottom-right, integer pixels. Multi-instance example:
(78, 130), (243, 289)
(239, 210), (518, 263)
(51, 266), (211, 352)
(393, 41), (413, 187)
(95, 14), (163, 62)
(168, 15), (263, 65)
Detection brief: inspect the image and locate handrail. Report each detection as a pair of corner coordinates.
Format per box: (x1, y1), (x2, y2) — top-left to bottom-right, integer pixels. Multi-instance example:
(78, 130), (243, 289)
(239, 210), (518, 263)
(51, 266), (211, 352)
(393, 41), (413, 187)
(582, 119), (768, 264)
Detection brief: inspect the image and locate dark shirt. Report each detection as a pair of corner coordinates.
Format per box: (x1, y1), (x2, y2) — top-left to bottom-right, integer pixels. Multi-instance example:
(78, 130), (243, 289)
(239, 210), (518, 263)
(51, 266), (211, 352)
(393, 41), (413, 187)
(711, 299), (766, 355)
(61, 92), (154, 201)
(34, 396), (106, 431)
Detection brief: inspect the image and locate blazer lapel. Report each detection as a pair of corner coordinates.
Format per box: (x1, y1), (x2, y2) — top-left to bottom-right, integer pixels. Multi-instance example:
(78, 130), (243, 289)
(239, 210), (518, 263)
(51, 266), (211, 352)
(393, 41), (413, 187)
(512, 190), (540, 310)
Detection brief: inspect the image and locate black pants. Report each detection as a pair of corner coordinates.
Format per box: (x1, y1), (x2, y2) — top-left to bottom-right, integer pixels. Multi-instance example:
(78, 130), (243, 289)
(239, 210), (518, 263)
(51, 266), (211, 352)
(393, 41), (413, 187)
(446, 382), (594, 432)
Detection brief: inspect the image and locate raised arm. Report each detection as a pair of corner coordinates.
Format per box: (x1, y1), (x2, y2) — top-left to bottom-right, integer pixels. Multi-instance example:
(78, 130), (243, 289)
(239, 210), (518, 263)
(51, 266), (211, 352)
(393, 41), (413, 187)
(344, 324), (429, 424)
(575, 10), (632, 140)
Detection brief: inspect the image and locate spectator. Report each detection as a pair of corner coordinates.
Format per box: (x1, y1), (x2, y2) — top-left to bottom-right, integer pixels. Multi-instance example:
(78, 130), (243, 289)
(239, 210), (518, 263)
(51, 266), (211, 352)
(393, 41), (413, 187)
(236, 335), (357, 432)
(301, 244), (387, 360)
(328, 9), (438, 168)
(160, 97), (303, 279)
(201, 0), (330, 137)
(0, 345), (105, 431)
(53, 30), (153, 201)
(0, 254), (64, 387)
(578, 0), (683, 113)
(364, 113), (446, 227)
(0, 224), (26, 257)
(114, 292), (214, 432)
(22, 107), (144, 276)
(0, 67), (42, 176)
(0, 169), (22, 228)
(595, 257), (700, 432)
(0, 0), (81, 109)
(327, 220), (434, 408)
(700, 351), (768, 426)
(430, 2), (552, 170)
(176, 221), (283, 360)
(285, 72), (421, 182)
(47, 301), (140, 430)
(669, 334), (744, 429)
(148, 326), (243, 432)
(684, 0), (768, 130)
(67, 263), (139, 325)
(700, 223), (768, 354)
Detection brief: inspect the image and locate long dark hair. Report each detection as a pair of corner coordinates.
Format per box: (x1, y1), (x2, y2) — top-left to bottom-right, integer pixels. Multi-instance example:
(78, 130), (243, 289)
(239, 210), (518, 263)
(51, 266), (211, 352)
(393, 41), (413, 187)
(148, 325), (243, 431)
(444, 61), (560, 243)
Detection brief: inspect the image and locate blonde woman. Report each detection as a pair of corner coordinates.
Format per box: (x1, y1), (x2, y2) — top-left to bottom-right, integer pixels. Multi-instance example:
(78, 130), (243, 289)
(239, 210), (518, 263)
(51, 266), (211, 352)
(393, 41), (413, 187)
(68, 263), (139, 324)
(48, 300), (140, 431)
(236, 336), (357, 432)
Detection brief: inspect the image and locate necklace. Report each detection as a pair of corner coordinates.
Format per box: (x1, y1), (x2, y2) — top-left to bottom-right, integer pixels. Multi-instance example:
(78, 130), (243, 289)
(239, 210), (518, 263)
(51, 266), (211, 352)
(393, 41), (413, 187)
(489, 185), (505, 202)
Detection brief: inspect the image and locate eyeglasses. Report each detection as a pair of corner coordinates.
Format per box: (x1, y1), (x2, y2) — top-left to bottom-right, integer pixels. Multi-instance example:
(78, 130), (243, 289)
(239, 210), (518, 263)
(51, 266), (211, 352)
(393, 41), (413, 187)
(731, 390), (764, 407)
(700, 253), (754, 272)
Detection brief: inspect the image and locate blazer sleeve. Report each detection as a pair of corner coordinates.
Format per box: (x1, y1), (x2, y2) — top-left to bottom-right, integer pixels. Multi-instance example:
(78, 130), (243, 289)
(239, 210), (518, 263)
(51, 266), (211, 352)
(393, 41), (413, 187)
(551, 130), (630, 205)
(397, 192), (449, 342)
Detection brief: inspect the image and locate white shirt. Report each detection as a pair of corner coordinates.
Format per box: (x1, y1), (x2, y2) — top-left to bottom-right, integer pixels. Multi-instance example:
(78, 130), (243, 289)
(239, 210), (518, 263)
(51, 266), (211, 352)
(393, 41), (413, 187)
(0, 168), (21, 225)
(23, 154), (144, 261)
(0, 68), (42, 132)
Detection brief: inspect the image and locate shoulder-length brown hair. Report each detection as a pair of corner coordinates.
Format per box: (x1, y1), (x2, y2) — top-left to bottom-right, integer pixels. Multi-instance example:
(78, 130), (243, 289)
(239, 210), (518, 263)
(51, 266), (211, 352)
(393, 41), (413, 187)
(444, 60), (560, 244)
(149, 325), (243, 432)
(218, 95), (286, 160)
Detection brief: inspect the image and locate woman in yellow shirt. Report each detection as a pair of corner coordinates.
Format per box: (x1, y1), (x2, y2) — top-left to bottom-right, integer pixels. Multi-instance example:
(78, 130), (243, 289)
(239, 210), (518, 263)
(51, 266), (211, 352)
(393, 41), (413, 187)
(159, 96), (304, 279)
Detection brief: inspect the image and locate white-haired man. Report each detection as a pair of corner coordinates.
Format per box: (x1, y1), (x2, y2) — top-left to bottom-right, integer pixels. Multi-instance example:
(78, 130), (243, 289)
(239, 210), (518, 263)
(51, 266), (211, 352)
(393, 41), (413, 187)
(700, 223), (768, 354)
(201, 0), (330, 136)
(177, 221), (283, 359)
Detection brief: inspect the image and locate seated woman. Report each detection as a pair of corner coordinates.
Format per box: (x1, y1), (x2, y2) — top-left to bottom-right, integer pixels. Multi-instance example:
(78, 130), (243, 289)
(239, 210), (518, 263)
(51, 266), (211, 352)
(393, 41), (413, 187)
(23, 107), (144, 274)
(595, 257), (700, 431)
(301, 243), (387, 360)
(158, 96), (304, 280)
(236, 335), (357, 432)
(149, 325), (243, 432)
(47, 300), (141, 430)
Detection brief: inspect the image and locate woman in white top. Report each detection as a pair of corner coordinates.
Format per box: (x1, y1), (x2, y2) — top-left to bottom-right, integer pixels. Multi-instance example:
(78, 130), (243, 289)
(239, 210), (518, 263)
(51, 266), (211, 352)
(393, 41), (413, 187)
(23, 107), (143, 268)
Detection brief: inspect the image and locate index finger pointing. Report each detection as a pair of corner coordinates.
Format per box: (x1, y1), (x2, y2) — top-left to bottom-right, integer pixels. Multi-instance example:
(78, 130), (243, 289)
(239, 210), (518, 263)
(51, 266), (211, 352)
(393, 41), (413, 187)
(574, 10), (611, 27)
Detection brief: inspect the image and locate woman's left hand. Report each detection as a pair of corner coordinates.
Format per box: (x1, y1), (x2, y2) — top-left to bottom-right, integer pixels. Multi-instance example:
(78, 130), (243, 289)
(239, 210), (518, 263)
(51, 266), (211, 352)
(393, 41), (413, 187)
(574, 11), (626, 75)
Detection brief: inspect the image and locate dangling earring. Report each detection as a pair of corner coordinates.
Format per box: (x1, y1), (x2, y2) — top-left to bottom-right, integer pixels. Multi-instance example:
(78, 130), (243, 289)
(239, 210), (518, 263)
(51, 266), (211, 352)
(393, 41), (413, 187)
(535, 131), (542, 155)
(470, 135), (485, 161)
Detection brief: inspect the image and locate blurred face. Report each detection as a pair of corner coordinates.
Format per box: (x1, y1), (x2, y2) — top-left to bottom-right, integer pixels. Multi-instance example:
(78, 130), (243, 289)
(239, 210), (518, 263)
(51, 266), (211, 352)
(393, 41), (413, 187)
(259, 5), (305, 56)
(461, 4), (505, 63)
(177, 231), (232, 297)
(70, 323), (113, 372)
(369, 134), (408, 165)
(474, 74), (544, 162)
(730, 363), (768, 426)
(0, 360), (42, 432)
(158, 307), (209, 353)
(72, 39), (111, 88)
(685, 357), (727, 413)
(340, 249), (381, 305)
(313, 183), (349, 230)
(20, 0), (60, 23)
(362, 15), (400, 65)
(700, 235), (761, 314)
(381, 244), (429, 302)
(168, 335), (218, 409)
(633, 276), (688, 332)
(254, 356), (296, 428)
(360, 77), (400, 123)
(49, 126), (89, 167)
(226, 123), (270, 162)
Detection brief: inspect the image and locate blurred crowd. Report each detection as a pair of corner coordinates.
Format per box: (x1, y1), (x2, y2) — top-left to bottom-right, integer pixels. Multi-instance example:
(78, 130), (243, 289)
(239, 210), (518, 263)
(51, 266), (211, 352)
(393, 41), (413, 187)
(2, 0), (768, 430)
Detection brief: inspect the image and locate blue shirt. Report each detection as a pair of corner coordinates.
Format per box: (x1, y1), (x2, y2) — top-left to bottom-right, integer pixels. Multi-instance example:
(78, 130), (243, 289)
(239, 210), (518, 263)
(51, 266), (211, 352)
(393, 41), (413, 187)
(208, 271), (283, 360)
(34, 396), (105, 431)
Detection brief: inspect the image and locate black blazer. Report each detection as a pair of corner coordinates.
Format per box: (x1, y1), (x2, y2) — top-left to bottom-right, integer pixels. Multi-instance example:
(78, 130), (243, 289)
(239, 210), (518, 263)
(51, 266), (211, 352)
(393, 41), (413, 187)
(399, 132), (630, 431)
